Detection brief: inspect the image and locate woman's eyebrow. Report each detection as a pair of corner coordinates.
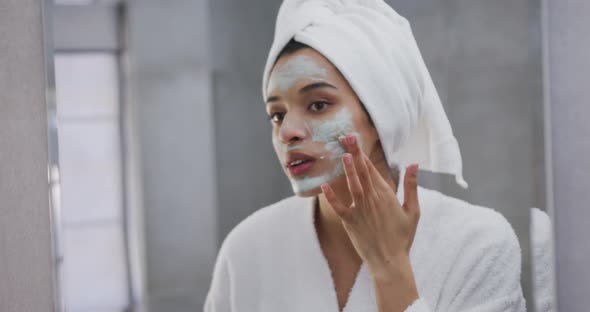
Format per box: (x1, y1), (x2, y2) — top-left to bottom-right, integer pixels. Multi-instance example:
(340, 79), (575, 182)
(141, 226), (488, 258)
(299, 82), (338, 94)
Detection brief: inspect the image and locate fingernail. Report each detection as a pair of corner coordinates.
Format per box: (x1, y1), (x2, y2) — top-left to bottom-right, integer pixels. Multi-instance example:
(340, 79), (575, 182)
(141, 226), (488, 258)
(343, 153), (352, 165)
(321, 183), (329, 193)
(347, 134), (356, 145)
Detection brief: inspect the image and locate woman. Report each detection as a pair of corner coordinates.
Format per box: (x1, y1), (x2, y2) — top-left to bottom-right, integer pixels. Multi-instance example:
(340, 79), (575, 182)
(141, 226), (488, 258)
(204, 1), (526, 311)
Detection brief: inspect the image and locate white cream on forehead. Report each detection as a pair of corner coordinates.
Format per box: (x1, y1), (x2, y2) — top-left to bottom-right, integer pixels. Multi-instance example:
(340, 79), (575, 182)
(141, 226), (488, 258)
(267, 54), (328, 93)
(287, 108), (362, 194)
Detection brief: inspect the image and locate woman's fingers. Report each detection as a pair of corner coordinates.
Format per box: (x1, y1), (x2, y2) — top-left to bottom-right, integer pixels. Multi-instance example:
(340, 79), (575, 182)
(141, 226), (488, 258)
(403, 164), (421, 221)
(321, 183), (352, 222)
(341, 134), (374, 190)
(362, 153), (390, 192)
(342, 153), (364, 205)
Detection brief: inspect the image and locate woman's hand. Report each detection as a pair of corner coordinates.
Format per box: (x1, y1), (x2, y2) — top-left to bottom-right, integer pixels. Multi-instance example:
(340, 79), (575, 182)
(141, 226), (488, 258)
(320, 133), (421, 270)
(320, 134), (421, 312)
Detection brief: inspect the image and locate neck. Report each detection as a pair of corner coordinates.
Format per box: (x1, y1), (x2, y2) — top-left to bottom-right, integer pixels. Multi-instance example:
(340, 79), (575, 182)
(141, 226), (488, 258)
(314, 154), (397, 258)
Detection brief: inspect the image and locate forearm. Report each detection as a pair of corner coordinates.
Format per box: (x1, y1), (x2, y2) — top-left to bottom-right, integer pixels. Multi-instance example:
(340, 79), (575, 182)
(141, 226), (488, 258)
(369, 254), (419, 312)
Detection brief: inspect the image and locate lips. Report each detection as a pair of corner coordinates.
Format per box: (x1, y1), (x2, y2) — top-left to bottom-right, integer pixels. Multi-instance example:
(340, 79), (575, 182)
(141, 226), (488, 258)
(285, 152), (316, 176)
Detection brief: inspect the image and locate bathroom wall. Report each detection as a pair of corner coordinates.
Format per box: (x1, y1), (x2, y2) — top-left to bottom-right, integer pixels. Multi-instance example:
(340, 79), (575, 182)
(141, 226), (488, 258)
(126, 1), (218, 310)
(0, 0), (56, 311)
(210, 0), (288, 247)
(544, 0), (590, 310)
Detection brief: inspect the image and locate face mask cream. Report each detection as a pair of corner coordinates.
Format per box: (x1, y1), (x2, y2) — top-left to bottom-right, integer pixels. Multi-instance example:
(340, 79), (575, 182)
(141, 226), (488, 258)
(267, 55), (328, 93)
(288, 107), (361, 193)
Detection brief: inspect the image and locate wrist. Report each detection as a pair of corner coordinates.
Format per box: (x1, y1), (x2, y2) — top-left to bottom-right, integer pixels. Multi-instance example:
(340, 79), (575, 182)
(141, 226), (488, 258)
(369, 254), (420, 311)
(368, 253), (416, 285)
(367, 253), (409, 275)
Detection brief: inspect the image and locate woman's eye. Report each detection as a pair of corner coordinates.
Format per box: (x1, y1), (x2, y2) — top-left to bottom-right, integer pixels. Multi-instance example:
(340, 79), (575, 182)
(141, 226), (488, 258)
(269, 112), (285, 123)
(309, 101), (329, 112)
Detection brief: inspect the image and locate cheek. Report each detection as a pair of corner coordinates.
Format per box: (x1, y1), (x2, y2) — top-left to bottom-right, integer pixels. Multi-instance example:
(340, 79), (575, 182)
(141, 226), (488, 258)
(272, 133), (283, 155)
(306, 107), (364, 165)
(351, 110), (375, 146)
(308, 108), (356, 144)
(357, 119), (380, 153)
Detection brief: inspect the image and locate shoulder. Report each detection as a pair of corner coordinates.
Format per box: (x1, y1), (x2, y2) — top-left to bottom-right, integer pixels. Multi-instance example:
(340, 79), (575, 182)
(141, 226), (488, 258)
(416, 187), (526, 309)
(416, 186), (521, 262)
(216, 195), (310, 261)
(419, 186), (518, 240)
(224, 195), (308, 242)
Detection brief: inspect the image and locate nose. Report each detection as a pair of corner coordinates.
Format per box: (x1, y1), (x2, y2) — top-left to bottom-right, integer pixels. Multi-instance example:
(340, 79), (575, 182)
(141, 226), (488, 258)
(278, 113), (309, 145)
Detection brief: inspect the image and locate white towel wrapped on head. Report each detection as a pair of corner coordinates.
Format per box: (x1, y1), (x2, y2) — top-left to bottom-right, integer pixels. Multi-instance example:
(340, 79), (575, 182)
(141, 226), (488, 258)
(262, 0), (468, 188)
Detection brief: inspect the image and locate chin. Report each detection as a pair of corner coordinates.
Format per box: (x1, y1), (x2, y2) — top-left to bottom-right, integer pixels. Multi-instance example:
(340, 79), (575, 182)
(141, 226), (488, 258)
(294, 186), (323, 197)
(289, 174), (346, 198)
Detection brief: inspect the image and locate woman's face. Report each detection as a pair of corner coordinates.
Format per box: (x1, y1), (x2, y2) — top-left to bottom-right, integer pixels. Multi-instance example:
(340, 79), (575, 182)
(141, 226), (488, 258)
(266, 47), (381, 197)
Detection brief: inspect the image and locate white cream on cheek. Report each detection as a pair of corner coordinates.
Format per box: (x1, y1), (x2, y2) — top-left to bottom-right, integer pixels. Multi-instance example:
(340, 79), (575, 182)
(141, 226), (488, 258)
(267, 55), (328, 93)
(289, 108), (362, 194)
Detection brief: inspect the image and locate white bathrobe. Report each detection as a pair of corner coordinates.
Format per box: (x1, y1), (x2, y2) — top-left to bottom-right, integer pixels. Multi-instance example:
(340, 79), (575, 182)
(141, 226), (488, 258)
(204, 186), (538, 312)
